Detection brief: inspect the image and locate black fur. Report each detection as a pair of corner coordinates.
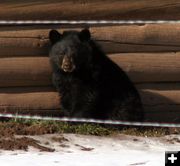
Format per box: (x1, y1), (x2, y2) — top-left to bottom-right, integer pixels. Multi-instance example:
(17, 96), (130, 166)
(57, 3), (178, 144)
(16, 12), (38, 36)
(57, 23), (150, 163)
(49, 29), (144, 121)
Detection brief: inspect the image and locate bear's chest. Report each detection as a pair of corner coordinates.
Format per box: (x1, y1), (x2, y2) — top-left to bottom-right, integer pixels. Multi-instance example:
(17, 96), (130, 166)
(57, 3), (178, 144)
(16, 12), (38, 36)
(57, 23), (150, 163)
(60, 73), (96, 96)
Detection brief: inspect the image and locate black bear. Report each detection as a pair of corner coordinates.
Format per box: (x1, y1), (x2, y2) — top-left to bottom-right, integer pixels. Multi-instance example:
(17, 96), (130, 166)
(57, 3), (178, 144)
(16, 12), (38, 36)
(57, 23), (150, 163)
(49, 29), (144, 121)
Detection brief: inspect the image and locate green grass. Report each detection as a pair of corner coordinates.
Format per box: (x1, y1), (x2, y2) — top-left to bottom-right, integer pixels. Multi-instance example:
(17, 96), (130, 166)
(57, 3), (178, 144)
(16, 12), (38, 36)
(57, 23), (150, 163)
(6, 118), (113, 136)
(0, 118), (172, 137)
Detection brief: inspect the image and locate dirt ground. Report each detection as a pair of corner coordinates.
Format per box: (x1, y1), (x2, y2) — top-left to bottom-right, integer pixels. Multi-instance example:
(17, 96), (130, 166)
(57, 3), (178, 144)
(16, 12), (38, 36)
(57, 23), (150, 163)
(0, 119), (179, 152)
(0, 120), (66, 152)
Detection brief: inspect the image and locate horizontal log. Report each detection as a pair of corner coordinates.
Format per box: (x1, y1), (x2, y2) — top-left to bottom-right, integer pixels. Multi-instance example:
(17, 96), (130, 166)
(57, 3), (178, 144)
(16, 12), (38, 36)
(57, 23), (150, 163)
(0, 57), (52, 87)
(0, 87), (61, 116)
(0, 85), (180, 122)
(0, 87), (60, 110)
(136, 83), (180, 90)
(110, 53), (180, 83)
(1, 53), (180, 87)
(1, 24), (180, 56)
(138, 83), (180, 122)
(137, 84), (180, 122)
(0, 0), (180, 20)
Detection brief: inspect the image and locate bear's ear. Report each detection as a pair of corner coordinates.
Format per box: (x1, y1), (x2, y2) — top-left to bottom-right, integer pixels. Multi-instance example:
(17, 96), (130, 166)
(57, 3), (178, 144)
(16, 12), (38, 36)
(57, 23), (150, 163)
(49, 30), (62, 44)
(79, 29), (91, 41)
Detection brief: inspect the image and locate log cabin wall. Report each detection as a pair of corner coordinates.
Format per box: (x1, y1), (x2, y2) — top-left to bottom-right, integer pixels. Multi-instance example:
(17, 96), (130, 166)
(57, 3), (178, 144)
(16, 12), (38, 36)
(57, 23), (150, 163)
(0, 0), (180, 20)
(0, 0), (180, 122)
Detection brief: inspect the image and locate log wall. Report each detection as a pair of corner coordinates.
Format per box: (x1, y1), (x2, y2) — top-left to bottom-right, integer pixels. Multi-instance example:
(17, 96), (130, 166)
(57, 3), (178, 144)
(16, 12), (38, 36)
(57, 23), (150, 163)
(1, 24), (180, 56)
(0, 84), (180, 122)
(0, 1), (180, 123)
(0, 24), (180, 122)
(0, 0), (180, 20)
(1, 53), (180, 88)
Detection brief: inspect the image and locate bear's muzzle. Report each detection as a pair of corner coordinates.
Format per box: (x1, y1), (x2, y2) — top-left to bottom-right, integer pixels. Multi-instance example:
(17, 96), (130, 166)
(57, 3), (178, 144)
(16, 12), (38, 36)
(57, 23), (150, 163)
(61, 56), (76, 72)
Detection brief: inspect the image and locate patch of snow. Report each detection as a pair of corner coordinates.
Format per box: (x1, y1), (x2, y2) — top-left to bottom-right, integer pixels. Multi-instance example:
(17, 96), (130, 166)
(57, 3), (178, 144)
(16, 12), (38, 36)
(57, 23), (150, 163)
(0, 134), (180, 166)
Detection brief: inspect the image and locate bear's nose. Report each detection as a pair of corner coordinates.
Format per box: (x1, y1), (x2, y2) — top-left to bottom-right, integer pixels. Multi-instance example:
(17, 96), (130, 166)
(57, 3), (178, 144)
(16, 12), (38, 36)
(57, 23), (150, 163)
(61, 56), (75, 72)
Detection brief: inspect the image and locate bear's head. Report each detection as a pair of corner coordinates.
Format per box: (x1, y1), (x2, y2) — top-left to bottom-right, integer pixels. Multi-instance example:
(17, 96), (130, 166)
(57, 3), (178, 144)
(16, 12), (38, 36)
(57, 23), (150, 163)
(49, 29), (92, 73)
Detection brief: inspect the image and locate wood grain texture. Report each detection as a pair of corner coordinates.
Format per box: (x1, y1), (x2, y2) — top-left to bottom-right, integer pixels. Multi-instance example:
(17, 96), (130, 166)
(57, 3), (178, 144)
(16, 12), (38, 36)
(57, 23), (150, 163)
(0, 87), (61, 116)
(1, 24), (180, 56)
(0, 85), (179, 122)
(0, 57), (52, 87)
(0, 53), (180, 87)
(137, 83), (180, 122)
(110, 53), (180, 83)
(0, 0), (180, 20)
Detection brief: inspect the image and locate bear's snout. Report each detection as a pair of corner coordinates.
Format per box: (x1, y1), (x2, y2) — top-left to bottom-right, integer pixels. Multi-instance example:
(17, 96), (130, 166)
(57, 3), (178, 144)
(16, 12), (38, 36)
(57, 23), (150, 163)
(61, 56), (75, 72)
